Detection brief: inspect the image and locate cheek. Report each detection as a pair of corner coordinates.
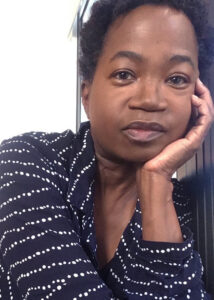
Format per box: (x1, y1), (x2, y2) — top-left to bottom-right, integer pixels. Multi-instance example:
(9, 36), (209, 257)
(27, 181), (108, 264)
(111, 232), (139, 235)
(90, 102), (117, 129)
(89, 93), (120, 126)
(171, 100), (192, 137)
(180, 106), (191, 124)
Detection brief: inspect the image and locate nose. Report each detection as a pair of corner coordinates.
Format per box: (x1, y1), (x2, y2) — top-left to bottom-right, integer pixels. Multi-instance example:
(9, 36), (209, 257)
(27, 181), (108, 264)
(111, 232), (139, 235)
(128, 80), (167, 111)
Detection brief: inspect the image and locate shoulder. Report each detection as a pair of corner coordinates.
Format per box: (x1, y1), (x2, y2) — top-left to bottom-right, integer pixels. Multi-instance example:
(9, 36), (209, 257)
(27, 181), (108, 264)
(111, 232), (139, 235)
(0, 129), (77, 212)
(0, 129), (76, 175)
(0, 128), (76, 156)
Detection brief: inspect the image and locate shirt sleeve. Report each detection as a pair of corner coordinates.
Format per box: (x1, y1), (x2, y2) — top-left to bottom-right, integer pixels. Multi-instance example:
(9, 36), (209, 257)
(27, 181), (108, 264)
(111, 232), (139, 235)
(0, 134), (116, 300)
(114, 179), (212, 299)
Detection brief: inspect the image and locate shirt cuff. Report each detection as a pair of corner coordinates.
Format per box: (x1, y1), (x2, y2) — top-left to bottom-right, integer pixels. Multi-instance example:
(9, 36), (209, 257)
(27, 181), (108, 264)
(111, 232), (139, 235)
(130, 225), (194, 262)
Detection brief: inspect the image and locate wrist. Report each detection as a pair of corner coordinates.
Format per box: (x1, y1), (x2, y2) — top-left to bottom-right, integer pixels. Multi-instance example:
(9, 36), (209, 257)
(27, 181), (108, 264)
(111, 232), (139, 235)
(142, 164), (173, 181)
(137, 168), (173, 208)
(137, 169), (183, 243)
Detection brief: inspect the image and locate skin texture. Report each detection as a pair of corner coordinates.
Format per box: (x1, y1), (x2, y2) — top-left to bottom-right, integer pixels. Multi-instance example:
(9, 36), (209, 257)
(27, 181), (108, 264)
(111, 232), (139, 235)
(83, 5), (199, 163)
(81, 5), (214, 269)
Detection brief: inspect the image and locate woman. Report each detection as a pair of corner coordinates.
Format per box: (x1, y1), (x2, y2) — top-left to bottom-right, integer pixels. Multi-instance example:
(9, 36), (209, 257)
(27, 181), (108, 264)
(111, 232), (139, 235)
(0, 0), (214, 299)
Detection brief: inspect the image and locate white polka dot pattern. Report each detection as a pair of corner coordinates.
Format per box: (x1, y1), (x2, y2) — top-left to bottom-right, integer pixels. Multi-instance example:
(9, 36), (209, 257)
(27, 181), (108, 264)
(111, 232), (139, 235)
(0, 122), (211, 299)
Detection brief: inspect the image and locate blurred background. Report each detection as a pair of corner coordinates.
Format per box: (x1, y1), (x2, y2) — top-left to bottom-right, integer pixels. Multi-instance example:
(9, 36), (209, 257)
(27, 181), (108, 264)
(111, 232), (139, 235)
(0, 0), (80, 143)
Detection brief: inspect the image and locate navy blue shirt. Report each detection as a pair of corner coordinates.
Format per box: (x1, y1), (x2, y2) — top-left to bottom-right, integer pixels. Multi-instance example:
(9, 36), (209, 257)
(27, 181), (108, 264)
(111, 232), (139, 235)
(0, 121), (211, 299)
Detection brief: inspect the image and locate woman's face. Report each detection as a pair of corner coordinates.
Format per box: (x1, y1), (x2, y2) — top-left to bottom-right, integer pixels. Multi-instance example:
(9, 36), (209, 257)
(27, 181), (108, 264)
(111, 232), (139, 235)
(82, 4), (199, 163)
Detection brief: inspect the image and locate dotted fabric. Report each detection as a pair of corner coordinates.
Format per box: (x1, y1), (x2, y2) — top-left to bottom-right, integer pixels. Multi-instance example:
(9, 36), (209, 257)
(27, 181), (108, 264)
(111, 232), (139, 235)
(0, 121), (211, 299)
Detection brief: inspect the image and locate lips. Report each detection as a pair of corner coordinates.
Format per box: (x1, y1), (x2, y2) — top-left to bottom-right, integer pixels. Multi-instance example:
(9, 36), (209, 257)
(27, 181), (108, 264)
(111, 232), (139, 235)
(123, 121), (166, 143)
(124, 121), (165, 132)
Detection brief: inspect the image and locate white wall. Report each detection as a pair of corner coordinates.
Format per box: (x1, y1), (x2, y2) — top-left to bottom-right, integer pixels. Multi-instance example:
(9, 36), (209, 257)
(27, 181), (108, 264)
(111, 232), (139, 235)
(0, 0), (77, 143)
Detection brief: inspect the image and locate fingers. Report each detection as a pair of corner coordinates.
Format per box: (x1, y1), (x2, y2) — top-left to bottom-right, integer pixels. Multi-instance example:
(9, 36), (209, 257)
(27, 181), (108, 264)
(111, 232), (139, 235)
(191, 95), (212, 132)
(195, 79), (214, 114)
(185, 82), (214, 148)
(195, 78), (214, 120)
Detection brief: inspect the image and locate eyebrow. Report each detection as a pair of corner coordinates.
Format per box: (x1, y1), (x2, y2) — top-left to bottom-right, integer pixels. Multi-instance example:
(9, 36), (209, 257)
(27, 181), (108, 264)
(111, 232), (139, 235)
(110, 51), (195, 70)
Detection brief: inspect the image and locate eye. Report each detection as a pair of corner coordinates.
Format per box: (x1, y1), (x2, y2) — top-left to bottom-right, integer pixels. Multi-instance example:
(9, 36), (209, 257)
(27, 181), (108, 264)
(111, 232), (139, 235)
(167, 75), (189, 86)
(112, 70), (135, 82)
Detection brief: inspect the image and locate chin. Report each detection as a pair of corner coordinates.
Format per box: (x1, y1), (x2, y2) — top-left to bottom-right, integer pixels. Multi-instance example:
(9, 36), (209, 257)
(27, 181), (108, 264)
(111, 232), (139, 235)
(116, 150), (162, 165)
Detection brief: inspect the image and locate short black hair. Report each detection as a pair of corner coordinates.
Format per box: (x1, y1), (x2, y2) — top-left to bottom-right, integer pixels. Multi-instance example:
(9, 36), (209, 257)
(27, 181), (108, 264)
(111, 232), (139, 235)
(79, 0), (214, 83)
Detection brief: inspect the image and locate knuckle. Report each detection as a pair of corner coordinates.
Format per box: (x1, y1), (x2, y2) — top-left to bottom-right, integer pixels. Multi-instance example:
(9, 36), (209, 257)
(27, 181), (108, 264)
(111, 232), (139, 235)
(192, 143), (200, 153)
(210, 112), (214, 123)
(206, 91), (212, 101)
(203, 87), (212, 99)
(189, 139), (200, 153)
(207, 115), (213, 123)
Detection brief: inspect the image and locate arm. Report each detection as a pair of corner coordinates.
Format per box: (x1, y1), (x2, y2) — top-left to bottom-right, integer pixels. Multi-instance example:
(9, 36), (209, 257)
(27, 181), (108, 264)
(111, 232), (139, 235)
(137, 78), (214, 244)
(139, 171), (183, 243)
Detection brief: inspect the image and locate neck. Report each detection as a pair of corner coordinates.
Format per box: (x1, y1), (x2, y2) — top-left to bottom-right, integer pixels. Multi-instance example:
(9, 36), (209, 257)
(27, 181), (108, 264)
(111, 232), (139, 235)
(95, 152), (138, 213)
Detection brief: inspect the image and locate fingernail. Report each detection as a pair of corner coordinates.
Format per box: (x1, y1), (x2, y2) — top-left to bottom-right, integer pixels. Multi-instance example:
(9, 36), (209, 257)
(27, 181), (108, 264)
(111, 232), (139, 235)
(198, 79), (204, 85)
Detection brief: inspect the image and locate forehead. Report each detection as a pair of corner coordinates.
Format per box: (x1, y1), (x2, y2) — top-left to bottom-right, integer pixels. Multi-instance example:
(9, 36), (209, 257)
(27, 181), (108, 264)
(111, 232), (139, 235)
(102, 5), (198, 61)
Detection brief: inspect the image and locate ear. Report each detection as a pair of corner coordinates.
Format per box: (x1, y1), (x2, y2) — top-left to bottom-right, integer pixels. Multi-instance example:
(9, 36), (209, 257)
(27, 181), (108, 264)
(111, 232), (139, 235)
(81, 80), (91, 119)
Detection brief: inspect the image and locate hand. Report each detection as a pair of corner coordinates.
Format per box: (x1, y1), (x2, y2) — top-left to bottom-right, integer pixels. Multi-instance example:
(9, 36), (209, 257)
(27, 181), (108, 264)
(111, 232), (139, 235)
(140, 78), (214, 180)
